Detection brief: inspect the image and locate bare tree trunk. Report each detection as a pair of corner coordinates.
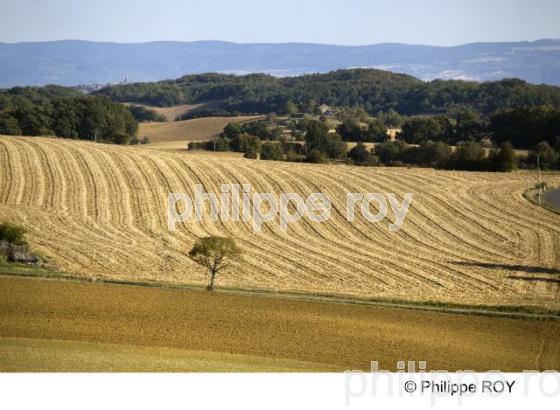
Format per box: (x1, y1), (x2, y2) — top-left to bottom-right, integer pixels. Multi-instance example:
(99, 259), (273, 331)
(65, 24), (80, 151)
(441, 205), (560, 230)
(209, 270), (217, 291)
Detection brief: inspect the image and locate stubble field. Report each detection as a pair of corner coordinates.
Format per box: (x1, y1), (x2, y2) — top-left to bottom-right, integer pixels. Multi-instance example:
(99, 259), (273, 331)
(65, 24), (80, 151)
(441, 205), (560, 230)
(0, 135), (559, 309)
(138, 115), (262, 147)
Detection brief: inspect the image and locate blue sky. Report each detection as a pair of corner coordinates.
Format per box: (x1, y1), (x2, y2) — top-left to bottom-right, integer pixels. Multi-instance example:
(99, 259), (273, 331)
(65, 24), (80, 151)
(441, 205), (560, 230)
(1, 0), (559, 45)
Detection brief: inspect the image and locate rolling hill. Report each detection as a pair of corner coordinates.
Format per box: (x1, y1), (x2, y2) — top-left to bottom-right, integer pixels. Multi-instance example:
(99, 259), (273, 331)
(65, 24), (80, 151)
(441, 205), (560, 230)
(1, 136), (559, 309)
(95, 70), (560, 116)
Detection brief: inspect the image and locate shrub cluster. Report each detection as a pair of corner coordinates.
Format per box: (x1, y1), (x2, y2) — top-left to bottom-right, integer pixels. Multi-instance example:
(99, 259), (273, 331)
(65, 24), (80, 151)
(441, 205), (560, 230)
(0, 222), (27, 246)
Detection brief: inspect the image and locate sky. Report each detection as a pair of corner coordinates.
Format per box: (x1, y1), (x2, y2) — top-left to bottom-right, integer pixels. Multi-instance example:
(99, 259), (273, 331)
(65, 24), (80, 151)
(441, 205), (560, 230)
(1, 0), (559, 46)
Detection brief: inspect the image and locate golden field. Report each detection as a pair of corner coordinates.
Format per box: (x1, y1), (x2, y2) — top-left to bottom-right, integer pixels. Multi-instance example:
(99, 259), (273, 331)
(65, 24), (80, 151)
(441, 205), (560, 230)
(138, 115), (262, 146)
(0, 135), (559, 309)
(1, 276), (558, 371)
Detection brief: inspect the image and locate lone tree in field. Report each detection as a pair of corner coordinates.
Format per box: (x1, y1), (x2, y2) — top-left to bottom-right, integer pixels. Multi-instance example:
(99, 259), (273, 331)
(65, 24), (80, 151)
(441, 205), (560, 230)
(188, 236), (240, 291)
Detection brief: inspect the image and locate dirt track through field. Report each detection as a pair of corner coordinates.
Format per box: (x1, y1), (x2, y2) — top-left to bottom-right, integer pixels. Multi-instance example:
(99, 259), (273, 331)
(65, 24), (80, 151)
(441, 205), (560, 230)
(1, 276), (559, 371)
(0, 136), (559, 308)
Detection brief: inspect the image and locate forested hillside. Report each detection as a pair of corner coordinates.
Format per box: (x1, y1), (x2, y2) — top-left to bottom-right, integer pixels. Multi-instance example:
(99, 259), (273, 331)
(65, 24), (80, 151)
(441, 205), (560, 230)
(0, 86), (138, 143)
(94, 69), (560, 116)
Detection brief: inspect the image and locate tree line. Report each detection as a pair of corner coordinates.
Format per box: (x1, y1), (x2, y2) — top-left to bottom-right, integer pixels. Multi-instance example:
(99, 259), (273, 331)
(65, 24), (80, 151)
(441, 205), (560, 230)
(389, 106), (559, 150)
(192, 118), (560, 172)
(0, 86), (138, 144)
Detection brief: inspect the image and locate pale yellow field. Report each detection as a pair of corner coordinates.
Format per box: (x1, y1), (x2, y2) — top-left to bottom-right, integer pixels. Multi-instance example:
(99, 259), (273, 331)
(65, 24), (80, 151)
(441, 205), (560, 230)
(0, 135), (559, 309)
(138, 116), (262, 144)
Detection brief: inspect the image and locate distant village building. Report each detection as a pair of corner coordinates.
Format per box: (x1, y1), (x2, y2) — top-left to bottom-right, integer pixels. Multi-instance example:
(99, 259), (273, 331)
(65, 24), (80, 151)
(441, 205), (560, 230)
(386, 128), (401, 141)
(73, 75), (130, 94)
(319, 104), (337, 118)
(113, 75), (130, 86)
(281, 128), (293, 139)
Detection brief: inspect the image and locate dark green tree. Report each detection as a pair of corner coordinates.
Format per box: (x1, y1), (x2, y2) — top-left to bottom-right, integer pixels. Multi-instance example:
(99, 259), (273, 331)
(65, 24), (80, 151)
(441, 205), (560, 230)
(260, 142), (284, 161)
(454, 110), (485, 142)
(205, 137), (230, 152)
(0, 113), (21, 135)
(365, 119), (388, 142)
(448, 142), (487, 171)
(490, 106), (560, 149)
(400, 117), (450, 144)
(421, 141), (453, 168)
(336, 119), (364, 141)
(305, 149), (327, 164)
(304, 121), (347, 160)
(223, 122), (243, 139)
(374, 140), (409, 164)
(348, 143), (378, 166)
(283, 101), (298, 116)
(188, 237), (241, 291)
(0, 222), (27, 246)
(528, 141), (558, 170)
(377, 109), (402, 128)
(491, 141), (518, 172)
(14, 103), (53, 136)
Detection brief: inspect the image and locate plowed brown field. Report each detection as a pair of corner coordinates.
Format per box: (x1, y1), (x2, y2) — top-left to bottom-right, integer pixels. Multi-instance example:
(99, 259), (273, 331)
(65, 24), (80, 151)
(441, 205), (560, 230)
(1, 276), (558, 371)
(0, 136), (559, 309)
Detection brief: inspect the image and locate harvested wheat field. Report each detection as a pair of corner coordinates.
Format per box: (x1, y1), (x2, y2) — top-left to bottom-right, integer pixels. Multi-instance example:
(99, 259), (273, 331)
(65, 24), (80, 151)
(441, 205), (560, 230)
(0, 136), (559, 309)
(138, 116), (261, 145)
(1, 276), (558, 371)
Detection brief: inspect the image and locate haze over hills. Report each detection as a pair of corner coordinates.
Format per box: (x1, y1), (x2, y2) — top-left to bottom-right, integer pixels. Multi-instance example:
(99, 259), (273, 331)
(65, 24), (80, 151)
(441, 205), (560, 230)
(1, 39), (560, 87)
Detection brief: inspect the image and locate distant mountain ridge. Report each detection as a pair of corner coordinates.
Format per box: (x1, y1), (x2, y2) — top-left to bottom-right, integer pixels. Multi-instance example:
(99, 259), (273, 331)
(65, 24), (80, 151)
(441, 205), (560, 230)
(1, 39), (560, 87)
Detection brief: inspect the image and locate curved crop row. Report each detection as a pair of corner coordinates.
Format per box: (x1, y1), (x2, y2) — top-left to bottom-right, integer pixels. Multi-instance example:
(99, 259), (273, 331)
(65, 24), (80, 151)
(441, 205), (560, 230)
(1, 136), (559, 308)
